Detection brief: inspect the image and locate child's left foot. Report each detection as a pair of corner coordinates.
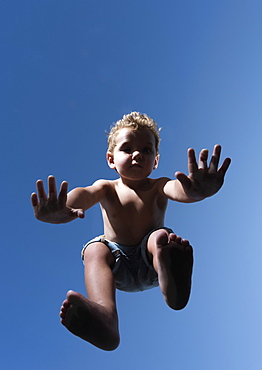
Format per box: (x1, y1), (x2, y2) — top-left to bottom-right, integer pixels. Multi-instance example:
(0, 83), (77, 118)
(156, 231), (193, 310)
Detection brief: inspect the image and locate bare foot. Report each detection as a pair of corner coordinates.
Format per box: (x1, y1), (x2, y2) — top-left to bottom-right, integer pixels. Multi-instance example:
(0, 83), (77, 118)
(60, 290), (120, 351)
(156, 231), (193, 310)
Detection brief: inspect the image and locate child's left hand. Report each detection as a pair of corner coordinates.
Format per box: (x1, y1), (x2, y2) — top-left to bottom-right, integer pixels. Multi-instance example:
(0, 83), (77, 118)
(175, 145), (231, 201)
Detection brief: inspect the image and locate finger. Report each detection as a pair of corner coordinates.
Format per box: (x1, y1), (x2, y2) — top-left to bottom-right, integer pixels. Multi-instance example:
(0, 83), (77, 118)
(218, 157), (231, 175)
(36, 179), (47, 204)
(198, 149), (208, 170)
(58, 181), (68, 206)
(48, 175), (57, 201)
(31, 192), (39, 207)
(187, 148), (198, 175)
(209, 144), (221, 172)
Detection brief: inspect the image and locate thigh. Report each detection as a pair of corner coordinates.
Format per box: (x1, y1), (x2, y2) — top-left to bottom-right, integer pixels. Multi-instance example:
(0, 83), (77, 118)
(83, 242), (116, 309)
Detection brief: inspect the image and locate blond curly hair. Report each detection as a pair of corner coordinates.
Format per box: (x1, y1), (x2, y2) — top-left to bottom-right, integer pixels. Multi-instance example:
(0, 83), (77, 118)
(107, 112), (161, 154)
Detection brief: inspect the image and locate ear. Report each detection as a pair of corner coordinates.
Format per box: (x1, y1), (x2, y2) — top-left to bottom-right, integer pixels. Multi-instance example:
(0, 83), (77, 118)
(106, 151), (116, 169)
(153, 154), (160, 170)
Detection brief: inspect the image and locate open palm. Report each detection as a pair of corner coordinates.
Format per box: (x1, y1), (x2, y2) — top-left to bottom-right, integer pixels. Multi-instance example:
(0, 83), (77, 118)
(31, 176), (84, 224)
(175, 145), (231, 201)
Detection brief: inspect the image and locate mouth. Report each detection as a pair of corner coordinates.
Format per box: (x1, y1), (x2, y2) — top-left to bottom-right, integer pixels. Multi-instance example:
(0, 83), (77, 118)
(131, 163), (143, 168)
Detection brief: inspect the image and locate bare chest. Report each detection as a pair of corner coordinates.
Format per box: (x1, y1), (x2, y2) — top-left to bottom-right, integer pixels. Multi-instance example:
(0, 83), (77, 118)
(108, 186), (162, 215)
(101, 182), (167, 234)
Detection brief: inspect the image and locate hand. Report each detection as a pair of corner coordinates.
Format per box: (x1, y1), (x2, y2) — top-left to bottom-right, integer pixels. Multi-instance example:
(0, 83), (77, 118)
(31, 175), (85, 223)
(175, 145), (231, 201)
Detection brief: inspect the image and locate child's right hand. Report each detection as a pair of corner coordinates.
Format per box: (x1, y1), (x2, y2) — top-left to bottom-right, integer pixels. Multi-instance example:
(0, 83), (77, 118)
(31, 175), (85, 224)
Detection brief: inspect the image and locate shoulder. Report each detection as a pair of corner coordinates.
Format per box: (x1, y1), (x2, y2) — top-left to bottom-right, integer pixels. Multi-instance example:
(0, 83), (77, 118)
(143, 177), (171, 197)
(154, 177), (172, 192)
(147, 177), (170, 186)
(91, 178), (116, 189)
(91, 179), (110, 187)
(88, 178), (117, 196)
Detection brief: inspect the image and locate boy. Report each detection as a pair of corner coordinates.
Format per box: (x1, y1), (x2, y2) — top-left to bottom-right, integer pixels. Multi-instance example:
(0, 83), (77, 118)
(31, 112), (231, 351)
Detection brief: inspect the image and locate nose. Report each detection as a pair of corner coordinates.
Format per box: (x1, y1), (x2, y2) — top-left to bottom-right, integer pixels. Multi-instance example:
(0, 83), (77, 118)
(132, 150), (142, 160)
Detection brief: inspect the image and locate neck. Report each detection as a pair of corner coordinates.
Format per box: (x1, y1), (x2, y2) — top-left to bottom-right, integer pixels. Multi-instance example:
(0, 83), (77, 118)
(118, 176), (150, 190)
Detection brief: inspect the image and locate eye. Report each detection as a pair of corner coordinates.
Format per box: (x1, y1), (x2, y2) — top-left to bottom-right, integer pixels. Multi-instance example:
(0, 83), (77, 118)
(121, 147), (131, 153)
(142, 147), (153, 154)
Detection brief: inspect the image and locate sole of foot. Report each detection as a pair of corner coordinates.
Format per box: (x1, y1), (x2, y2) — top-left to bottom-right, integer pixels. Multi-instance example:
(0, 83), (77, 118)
(60, 290), (120, 351)
(156, 231), (193, 310)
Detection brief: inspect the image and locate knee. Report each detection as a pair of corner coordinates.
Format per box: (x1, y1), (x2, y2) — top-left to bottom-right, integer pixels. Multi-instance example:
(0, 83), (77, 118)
(83, 242), (114, 267)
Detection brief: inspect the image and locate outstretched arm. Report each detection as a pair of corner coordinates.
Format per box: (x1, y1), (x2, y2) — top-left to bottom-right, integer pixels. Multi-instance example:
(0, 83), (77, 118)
(163, 145), (231, 203)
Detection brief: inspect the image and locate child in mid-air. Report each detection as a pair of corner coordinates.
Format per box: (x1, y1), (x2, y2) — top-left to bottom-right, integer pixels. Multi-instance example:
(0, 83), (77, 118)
(31, 112), (231, 351)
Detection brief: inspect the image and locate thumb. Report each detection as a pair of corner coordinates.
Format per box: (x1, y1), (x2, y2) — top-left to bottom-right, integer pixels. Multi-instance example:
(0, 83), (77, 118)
(175, 172), (191, 192)
(72, 208), (85, 219)
(77, 209), (85, 219)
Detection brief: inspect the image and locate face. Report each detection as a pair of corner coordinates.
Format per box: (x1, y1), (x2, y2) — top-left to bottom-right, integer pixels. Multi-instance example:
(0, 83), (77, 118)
(107, 128), (159, 181)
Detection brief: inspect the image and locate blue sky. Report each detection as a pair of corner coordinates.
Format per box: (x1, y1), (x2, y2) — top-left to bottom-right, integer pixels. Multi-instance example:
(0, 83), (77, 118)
(2, 0), (262, 369)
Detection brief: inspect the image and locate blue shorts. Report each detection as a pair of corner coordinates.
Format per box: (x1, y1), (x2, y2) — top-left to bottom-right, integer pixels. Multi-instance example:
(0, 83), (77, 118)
(81, 227), (173, 293)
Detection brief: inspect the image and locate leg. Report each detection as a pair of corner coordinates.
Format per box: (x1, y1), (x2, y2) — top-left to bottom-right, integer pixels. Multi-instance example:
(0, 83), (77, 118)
(60, 242), (120, 351)
(147, 229), (193, 310)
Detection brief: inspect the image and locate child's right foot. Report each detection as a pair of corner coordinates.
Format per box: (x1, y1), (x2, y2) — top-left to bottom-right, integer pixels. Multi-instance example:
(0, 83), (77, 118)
(60, 290), (120, 351)
(155, 230), (193, 310)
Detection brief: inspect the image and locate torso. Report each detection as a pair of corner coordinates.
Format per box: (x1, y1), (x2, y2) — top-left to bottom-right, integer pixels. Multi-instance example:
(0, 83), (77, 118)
(100, 177), (169, 245)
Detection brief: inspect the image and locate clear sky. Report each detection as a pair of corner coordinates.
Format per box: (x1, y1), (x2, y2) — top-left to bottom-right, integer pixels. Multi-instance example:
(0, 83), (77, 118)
(2, 0), (262, 369)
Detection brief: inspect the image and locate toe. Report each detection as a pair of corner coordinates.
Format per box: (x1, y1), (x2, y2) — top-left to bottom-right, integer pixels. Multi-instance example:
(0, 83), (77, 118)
(155, 229), (169, 246)
(168, 233), (177, 243)
(61, 299), (70, 308)
(181, 239), (190, 246)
